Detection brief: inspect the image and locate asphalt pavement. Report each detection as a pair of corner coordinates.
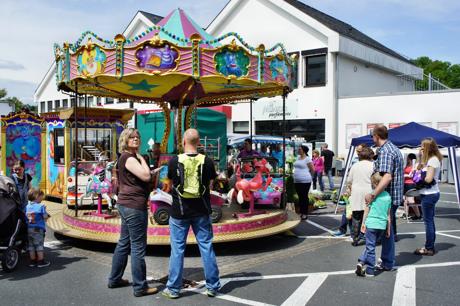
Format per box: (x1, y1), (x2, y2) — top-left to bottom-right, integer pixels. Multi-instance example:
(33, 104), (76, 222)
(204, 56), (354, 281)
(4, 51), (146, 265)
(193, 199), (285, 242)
(1, 183), (459, 306)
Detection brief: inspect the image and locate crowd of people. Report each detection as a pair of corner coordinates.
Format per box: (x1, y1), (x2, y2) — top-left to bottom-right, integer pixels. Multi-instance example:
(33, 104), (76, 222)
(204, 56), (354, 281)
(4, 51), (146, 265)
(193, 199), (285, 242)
(7, 122), (446, 293)
(344, 125), (443, 277)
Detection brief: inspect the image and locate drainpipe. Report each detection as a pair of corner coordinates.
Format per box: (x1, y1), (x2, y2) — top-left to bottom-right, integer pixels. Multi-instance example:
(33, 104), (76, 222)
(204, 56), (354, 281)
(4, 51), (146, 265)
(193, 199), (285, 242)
(333, 53), (339, 154)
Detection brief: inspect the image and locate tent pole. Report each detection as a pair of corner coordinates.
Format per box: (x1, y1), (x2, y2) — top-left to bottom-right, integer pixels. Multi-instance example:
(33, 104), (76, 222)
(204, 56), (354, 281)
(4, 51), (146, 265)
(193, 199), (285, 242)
(335, 145), (355, 214)
(448, 147), (460, 206)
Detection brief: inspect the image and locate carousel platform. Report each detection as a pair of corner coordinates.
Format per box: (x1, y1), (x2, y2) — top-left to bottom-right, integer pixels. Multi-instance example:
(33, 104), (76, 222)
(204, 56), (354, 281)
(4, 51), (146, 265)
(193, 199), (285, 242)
(44, 201), (300, 245)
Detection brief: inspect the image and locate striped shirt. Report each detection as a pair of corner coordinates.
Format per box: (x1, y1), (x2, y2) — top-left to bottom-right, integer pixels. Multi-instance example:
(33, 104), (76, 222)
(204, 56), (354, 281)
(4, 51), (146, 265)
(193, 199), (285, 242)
(374, 140), (404, 206)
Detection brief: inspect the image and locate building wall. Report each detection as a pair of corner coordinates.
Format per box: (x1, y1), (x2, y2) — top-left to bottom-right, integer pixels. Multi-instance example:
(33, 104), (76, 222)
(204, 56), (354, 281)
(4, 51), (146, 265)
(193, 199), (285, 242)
(338, 55), (414, 97)
(338, 90), (460, 157)
(0, 102), (13, 116)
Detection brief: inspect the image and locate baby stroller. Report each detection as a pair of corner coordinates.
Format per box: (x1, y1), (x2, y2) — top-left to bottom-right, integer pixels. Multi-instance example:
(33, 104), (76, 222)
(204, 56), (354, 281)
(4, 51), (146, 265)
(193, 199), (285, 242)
(0, 175), (28, 272)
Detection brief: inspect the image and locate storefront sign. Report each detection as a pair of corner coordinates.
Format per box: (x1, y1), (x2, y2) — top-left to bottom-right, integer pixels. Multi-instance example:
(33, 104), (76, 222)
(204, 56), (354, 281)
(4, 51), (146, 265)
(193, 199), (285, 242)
(253, 99), (297, 120)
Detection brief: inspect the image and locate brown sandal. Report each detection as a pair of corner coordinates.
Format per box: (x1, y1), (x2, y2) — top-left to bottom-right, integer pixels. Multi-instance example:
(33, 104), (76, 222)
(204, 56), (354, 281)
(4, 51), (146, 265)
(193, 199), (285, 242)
(414, 247), (435, 256)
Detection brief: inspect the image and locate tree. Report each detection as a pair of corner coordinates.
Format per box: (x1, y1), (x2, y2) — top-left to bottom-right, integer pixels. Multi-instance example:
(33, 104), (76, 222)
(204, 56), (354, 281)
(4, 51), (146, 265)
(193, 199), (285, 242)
(0, 88), (37, 112)
(412, 56), (460, 89)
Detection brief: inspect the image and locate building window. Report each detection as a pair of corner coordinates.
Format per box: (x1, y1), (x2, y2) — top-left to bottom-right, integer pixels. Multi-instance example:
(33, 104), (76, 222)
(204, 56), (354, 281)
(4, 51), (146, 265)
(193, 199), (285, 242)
(105, 97), (114, 104)
(304, 54), (326, 86)
(47, 100), (53, 111)
(62, 99), (68, 108)
(71, 98), (76, 107)
(54, 100), (60, 109)
(40, 101), (45, 113)
(88, 96), (94, 106)
(79, 97), (85, 106)
(233, 121), (249, 133)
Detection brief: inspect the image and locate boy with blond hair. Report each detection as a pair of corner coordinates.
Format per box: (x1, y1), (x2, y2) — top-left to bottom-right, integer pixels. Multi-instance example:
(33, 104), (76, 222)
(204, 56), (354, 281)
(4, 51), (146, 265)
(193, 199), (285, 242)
(355, 173), (391, 277)
(26, 188), (50, 268)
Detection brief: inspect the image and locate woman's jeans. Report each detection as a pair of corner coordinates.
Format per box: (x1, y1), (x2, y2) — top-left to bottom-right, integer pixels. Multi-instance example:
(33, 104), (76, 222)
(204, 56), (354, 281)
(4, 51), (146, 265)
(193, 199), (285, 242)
(167, 215), (220, 294)
(294, 183), (311, 214)
(421, 193), (440, 250)
(109, 205), (148, 293)
(312, 172), (324, 191)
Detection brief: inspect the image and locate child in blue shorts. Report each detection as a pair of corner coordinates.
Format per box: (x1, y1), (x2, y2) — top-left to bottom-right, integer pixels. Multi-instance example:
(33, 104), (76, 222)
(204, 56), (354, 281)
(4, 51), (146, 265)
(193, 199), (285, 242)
(355, 173), (391, 277)
(26, 188), (50, 268)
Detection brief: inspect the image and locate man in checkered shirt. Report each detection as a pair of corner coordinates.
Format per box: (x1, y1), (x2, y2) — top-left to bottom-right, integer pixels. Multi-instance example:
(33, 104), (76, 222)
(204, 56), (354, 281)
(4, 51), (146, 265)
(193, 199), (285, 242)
(365, 124), (404, 271)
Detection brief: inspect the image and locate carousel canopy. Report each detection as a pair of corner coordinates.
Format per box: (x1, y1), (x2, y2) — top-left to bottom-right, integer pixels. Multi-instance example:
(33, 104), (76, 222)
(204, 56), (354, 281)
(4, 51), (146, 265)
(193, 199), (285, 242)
(54, 8), (298, 108)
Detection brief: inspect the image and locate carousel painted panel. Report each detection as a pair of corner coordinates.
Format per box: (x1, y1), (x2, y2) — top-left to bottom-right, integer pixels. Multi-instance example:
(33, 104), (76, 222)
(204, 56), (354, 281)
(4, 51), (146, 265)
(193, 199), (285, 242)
(47, 121), (65, 197)
(4, 115), (42, 188)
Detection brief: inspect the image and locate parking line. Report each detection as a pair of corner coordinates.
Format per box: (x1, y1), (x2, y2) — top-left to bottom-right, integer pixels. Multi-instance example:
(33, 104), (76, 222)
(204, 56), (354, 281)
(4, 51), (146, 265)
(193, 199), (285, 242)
(305, 220), (335, 235)
(392, 266), (416, 306)
(281, 274), (328, 306)
(437, 232), (460, 240)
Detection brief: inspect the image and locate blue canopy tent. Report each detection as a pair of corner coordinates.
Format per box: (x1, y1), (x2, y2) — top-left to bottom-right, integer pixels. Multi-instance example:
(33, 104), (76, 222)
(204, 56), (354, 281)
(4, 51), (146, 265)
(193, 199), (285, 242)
(338, 122), (460, 210)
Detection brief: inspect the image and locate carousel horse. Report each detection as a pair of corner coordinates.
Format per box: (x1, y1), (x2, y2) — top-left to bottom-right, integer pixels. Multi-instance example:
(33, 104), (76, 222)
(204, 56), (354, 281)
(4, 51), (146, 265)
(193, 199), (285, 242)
(228, 158), (272, 205)
(81, 158), (117, 211)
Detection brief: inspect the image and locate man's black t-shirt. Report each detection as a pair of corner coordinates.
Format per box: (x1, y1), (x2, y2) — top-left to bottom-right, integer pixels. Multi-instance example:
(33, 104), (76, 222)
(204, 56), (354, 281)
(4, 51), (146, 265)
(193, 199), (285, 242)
(321, 149), (335, 171)
(168, 154), (217, 219)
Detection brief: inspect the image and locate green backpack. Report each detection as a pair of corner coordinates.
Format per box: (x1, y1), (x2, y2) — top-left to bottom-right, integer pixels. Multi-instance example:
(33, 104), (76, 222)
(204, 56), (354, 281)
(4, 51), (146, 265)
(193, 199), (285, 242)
(177, 153), (206, 199)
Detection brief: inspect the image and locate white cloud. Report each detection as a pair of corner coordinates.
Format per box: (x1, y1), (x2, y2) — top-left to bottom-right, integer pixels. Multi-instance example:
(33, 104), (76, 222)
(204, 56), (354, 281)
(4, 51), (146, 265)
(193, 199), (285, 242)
(0, 60), (25, 70)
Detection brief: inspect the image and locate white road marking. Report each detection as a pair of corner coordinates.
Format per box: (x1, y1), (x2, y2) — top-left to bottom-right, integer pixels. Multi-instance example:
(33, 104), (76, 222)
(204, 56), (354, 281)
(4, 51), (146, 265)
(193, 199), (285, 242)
(441, 192), (456, 195)
(398, 229), (460, 236)
(309, 214), (342, 218)
(295, 235), (349, 239)
(392, 266), (416, 306)
(305, 220), (335, 235)
(281, 274), (328, 306)
(44, 240), (66, 248)
(435, 213), (460, 217)
(186, 286), (275, 306)
(439, 200), (459, 204)
(437, 232), (460, 240)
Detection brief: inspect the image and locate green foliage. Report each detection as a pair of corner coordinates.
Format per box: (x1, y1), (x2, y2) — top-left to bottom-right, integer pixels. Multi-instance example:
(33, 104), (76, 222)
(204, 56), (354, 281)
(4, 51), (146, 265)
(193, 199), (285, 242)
(0, 88), (37, 112)
(412, 56), (460, 88)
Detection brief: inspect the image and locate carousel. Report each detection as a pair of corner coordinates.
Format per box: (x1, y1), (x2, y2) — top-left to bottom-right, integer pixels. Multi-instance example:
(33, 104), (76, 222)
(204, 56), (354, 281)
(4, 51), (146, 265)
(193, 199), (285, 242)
(47, 8), (300, 244)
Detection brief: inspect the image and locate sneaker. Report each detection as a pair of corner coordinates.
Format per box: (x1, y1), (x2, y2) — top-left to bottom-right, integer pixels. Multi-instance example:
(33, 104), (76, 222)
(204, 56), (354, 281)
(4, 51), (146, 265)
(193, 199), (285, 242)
(206, 289), (218, 297)
(355, 263), (365, 277)
(36, 260), (50, 268)
(161, 288), (180, 299)
(28, 260), (36, 268)
(375, 263), (396, 272)
(134, 287), (158, 297)
(332, 230), (345, 237)
(108, 278), (130, 289)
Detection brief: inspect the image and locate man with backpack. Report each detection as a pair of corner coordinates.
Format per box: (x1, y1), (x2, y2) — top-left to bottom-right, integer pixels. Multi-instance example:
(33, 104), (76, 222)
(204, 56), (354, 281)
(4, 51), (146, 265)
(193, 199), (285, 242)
(162, 129), (221, 299)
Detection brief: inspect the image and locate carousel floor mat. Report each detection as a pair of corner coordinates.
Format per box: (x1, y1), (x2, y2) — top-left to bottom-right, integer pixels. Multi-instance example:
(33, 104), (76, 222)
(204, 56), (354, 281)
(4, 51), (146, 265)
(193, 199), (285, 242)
(44, 201), (300, 245)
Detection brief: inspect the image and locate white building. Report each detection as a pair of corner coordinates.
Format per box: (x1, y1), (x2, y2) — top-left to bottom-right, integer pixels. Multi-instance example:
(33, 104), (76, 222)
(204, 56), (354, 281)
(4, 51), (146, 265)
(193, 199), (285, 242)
(34, 11), (164, 116)
(207, 0), (460, 157)
(35, 1), (460, 157)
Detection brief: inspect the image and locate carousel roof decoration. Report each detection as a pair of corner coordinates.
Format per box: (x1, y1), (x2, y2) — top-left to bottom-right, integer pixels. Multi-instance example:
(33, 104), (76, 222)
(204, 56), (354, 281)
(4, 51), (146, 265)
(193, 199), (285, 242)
(54, 8), (299, 107)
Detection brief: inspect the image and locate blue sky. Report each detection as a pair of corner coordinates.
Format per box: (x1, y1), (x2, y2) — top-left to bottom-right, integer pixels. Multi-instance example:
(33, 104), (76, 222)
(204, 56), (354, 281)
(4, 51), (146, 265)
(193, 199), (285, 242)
(0, 0), (459, 104)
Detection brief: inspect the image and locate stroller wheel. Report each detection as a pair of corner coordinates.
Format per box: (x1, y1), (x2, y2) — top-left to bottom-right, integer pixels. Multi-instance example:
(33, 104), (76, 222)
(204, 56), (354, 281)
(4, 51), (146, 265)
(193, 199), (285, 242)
(2, 247), (19, 272)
